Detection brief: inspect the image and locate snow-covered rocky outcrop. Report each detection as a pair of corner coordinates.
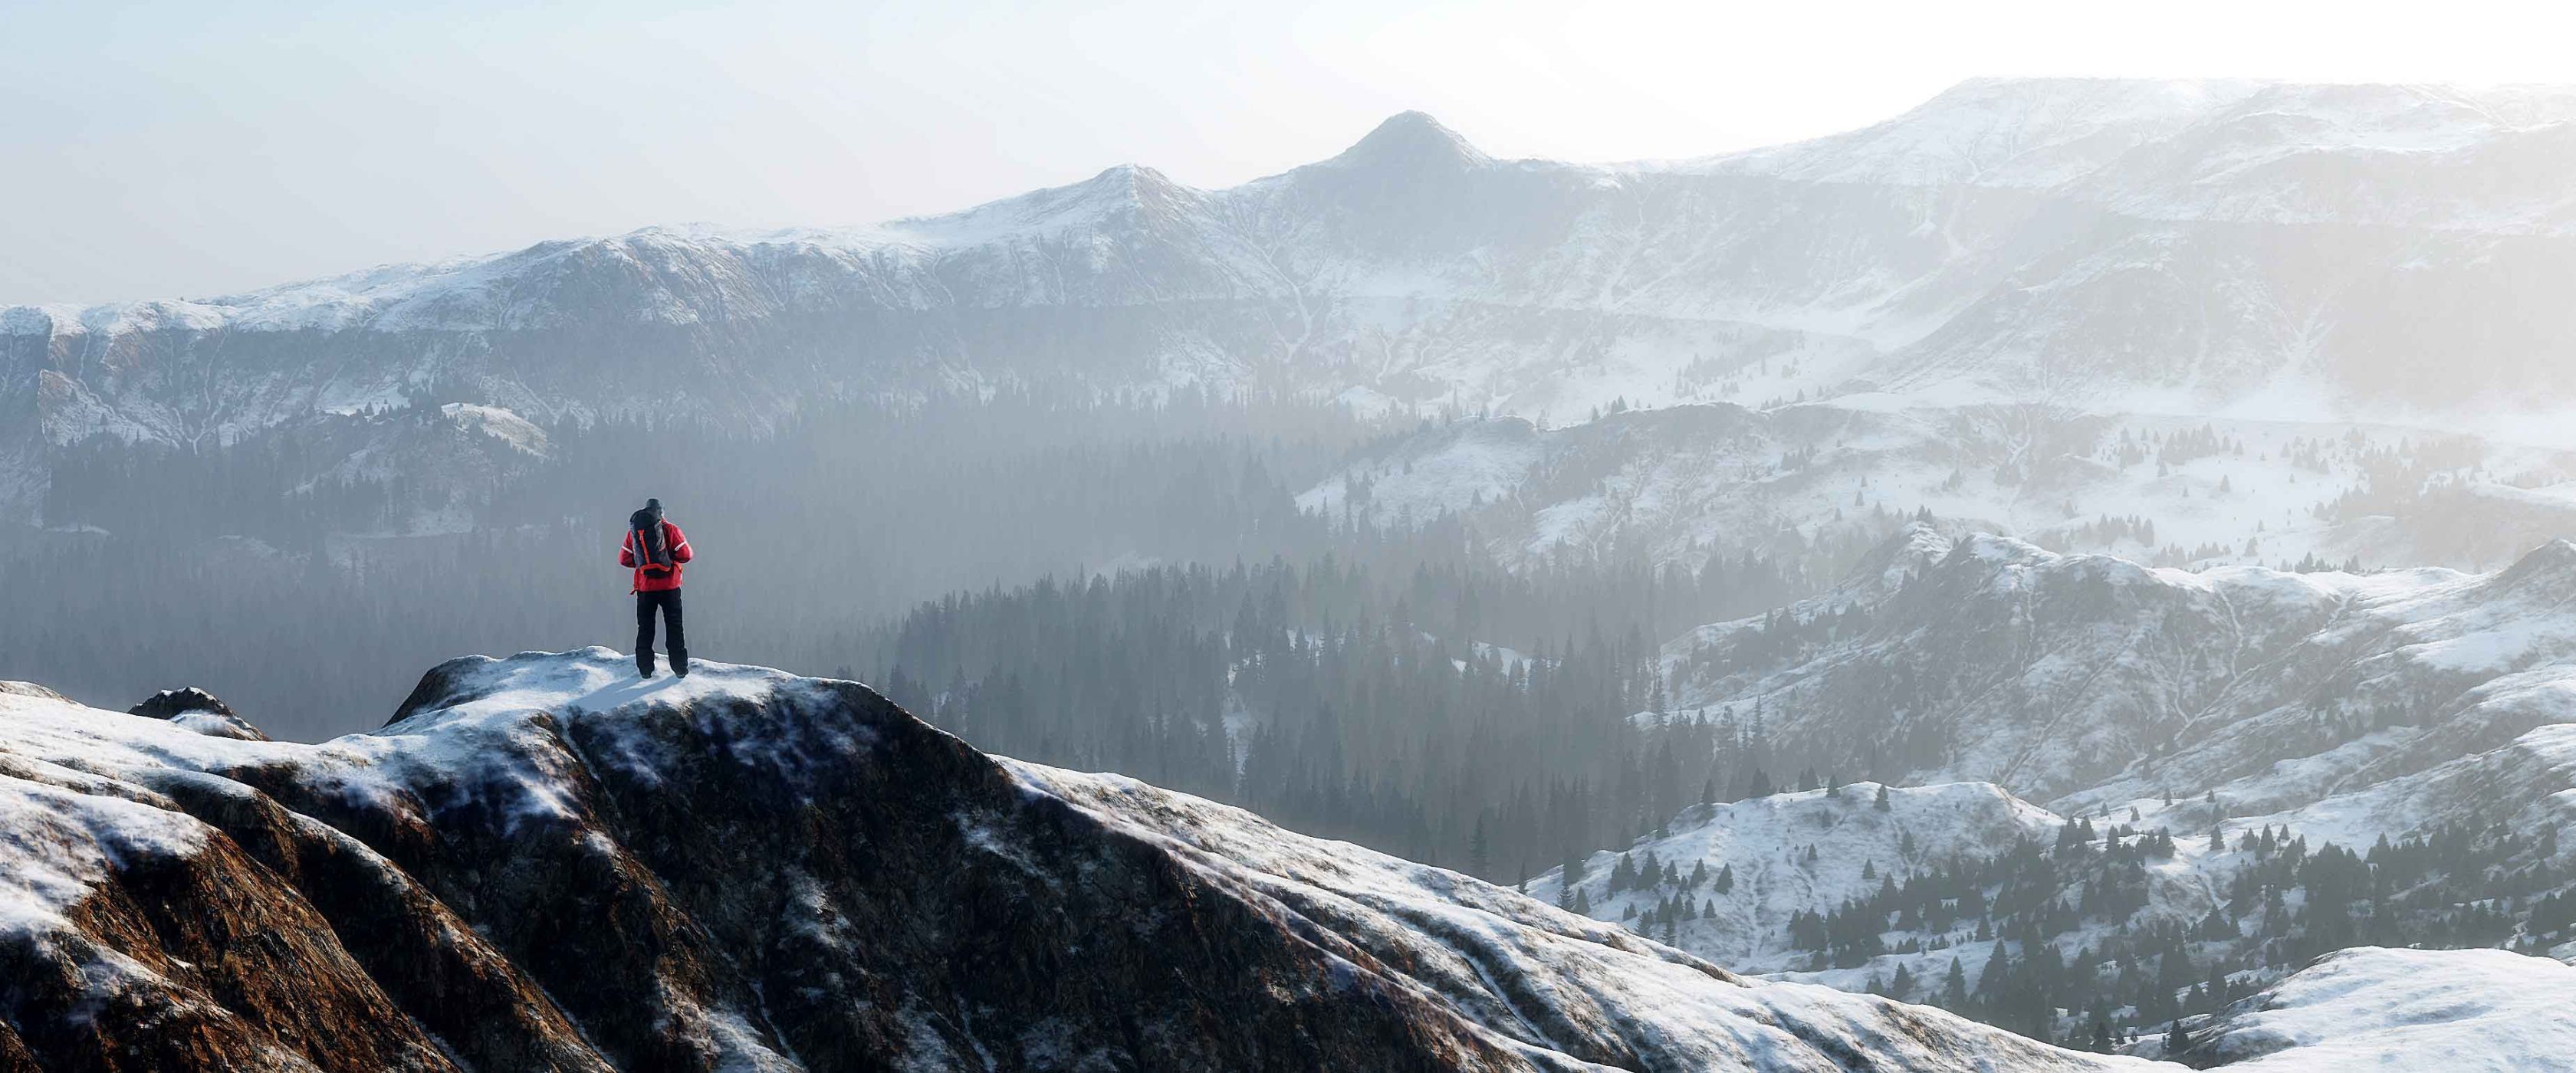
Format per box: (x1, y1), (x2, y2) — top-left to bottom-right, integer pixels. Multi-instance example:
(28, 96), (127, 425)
(0, 648), (2166, 1071)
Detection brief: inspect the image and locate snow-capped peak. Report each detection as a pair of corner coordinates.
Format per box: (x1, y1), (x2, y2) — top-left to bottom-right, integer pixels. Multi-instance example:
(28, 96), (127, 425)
(1325, 110), (1493, 171)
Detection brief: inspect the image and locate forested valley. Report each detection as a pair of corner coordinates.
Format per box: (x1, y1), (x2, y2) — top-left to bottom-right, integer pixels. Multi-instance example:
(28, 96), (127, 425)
(30, 385), (2561, 1053)
(866, 534), (1835, 878)
(1769, 816), (2568, 1050)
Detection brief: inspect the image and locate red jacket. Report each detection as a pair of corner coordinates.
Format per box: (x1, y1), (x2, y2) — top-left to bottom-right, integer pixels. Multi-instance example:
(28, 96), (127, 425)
(620, 520), (693, 592)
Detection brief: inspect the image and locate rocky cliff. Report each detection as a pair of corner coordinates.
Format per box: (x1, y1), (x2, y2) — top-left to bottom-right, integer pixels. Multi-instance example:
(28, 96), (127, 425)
(0, 651), (2151, 1071)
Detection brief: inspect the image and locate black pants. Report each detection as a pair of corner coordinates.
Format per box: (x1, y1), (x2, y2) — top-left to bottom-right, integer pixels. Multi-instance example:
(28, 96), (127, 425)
(636, 589), (687, 676)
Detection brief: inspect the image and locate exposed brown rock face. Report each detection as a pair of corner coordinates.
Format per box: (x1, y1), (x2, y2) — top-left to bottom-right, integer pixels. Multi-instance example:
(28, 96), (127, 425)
(0, 1022), (35, 1073)
(0, 653), (2147, 1071)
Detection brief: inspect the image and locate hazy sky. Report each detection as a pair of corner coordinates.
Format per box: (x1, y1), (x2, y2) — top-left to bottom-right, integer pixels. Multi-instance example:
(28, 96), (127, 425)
(8, 0), (2574, 305)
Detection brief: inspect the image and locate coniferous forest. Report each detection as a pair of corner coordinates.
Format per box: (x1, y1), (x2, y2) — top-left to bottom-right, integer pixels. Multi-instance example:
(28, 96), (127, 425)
(866, 540), (1815, 877)
(1756, 818), (2561, 1049)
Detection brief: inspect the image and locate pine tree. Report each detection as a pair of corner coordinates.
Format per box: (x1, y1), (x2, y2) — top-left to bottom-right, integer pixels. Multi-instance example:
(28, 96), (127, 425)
(1874, 783), (1891, 811)
(1942, 957), (1970, 1009)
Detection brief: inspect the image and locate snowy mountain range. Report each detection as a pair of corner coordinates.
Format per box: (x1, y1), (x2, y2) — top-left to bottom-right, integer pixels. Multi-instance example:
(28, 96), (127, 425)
(15, 78), (2576, 569)
(5, 649), (2561, 1071)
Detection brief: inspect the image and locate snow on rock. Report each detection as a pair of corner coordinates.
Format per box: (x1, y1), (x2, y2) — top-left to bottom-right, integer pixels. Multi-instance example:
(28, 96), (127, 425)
(0, 756), (209, 940)
(0, 649), (2170, 1071)
(126, 687), (271, 741)
(2161, 947), (2576, 1071)
(9, 648), (2562, 1072)
(1012, 763), (2161, 1072)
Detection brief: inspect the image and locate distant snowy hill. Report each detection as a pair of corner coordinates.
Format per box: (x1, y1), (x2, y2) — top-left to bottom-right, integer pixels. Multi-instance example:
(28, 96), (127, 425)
(2156, 947), (2576, 1070)
(14, 78), (2576, 567)
(1294, 402), (2576, 573)
(1656, 524), (2576, 829)
(1522, 780), (2173, 976)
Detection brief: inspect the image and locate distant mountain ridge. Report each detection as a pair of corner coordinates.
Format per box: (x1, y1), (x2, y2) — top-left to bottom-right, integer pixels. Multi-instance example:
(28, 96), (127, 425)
(16, 77), (2576, 573)
(15, 79), (2576, 446)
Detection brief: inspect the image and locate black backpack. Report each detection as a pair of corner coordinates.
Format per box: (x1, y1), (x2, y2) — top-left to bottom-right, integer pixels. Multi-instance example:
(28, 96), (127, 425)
(630, 508), (674, 573)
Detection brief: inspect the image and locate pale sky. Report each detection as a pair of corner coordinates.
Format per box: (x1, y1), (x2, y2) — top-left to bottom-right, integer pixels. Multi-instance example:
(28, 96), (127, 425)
(7, 0), (2574, 305)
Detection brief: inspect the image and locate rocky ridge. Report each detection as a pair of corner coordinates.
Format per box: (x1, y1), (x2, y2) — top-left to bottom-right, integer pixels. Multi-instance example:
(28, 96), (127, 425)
(0, 648), (2154, 1071)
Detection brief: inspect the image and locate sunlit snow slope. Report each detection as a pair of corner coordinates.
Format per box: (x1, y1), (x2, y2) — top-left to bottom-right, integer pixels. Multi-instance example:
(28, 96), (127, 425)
(2159, 947), (2576, 1071)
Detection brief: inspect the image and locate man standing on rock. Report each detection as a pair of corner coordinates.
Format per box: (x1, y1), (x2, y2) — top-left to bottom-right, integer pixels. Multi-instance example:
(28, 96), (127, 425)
(620, 497), (693, 678)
